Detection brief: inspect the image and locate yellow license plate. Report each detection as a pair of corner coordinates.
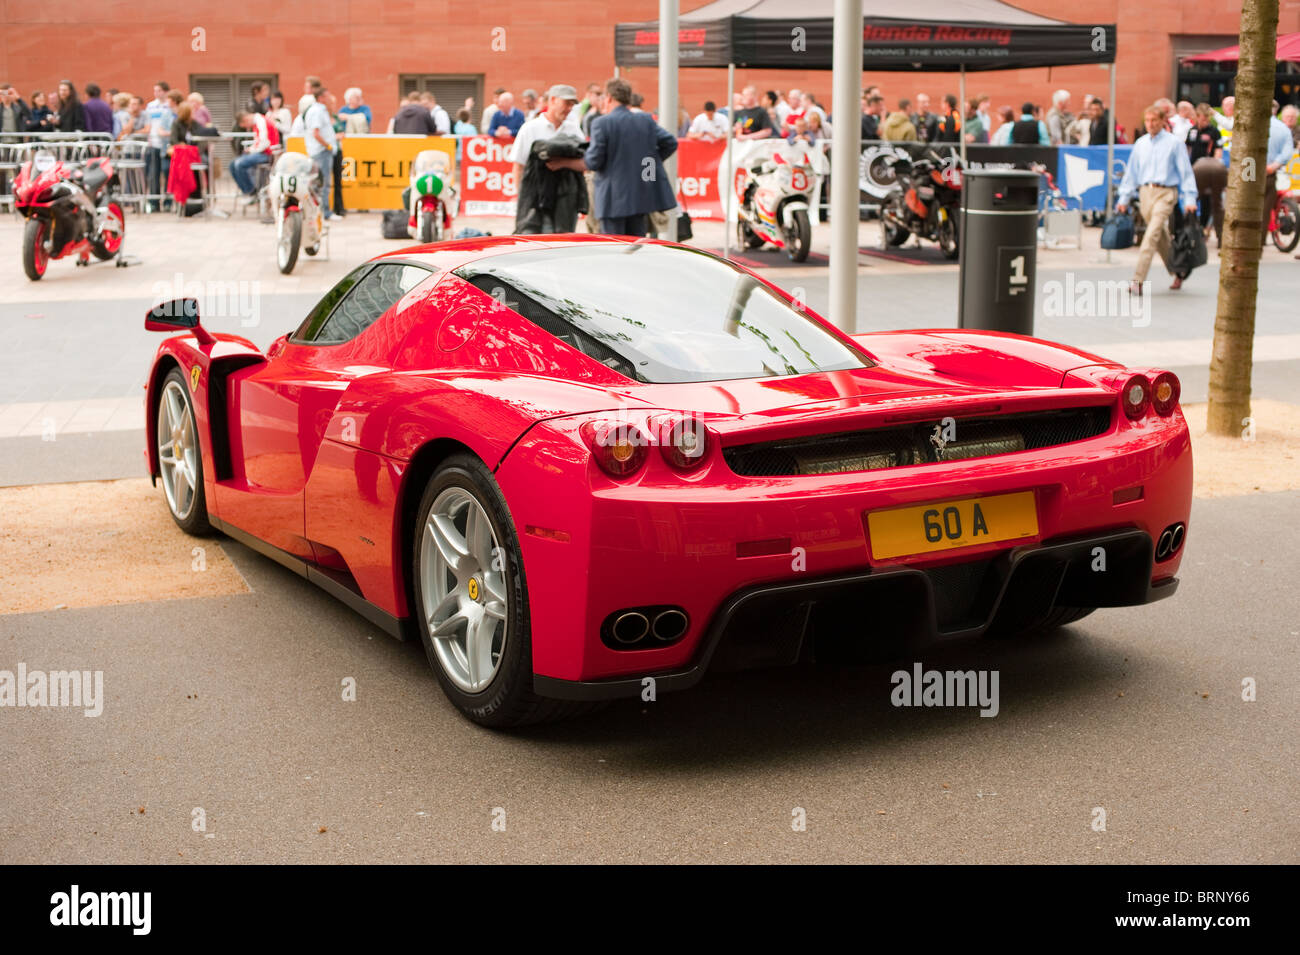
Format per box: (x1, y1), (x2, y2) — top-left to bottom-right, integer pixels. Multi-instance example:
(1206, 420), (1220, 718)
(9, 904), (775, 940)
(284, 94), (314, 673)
(867, 491), (1038, 560)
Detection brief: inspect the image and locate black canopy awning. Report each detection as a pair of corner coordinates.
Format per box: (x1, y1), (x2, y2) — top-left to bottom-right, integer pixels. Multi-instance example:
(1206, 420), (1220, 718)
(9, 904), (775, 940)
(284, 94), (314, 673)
(615, 0), (1115, 71)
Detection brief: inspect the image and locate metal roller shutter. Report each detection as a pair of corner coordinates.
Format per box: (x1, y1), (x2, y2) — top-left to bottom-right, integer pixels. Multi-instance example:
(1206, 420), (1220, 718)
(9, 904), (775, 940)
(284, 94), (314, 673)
(399, 74), (483, 126)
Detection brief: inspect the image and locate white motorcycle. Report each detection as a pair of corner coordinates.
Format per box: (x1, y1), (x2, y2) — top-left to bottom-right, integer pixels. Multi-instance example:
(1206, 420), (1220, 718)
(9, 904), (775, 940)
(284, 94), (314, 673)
(733, 145), (820, 262)
(406, 149), (458, 243)
(266, 151), (325, 274)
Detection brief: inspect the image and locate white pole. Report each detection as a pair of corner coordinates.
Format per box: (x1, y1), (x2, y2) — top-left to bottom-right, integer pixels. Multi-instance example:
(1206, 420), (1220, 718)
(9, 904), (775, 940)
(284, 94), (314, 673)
(659, 0), (679, 240)
(723, 62), (735, 259)
(1107, 61), (1116, 263)
(830, 0), (864, 331)
(959, 65), (967, 167)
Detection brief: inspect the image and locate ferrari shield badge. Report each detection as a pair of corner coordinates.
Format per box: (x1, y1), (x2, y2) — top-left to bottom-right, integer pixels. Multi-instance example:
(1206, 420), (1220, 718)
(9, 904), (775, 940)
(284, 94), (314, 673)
(190, 365), (201, 391)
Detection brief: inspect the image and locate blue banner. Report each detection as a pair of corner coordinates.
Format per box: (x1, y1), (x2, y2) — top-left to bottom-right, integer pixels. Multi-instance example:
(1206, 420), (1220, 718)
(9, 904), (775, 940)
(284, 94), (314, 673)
(1056, 145), (1133, 211)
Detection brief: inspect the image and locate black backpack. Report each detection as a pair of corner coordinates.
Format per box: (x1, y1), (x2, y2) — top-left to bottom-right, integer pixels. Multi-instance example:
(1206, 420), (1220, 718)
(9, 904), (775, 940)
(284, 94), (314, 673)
(1011, 118), (1040, 144)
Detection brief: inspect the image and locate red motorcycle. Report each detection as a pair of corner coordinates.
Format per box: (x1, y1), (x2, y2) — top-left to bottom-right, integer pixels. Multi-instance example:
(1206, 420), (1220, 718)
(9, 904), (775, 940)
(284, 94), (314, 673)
(13, 150), (126, 280)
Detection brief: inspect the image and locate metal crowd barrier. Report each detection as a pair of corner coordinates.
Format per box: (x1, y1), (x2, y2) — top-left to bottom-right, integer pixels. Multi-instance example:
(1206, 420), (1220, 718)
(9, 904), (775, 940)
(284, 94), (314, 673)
(0, 132), (252, 215)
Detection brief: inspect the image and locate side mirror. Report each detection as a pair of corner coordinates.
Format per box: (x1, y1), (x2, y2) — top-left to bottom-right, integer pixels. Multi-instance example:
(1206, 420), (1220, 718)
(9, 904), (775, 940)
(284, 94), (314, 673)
(145, 298), (214, 345)
(146, 297), (198, 330)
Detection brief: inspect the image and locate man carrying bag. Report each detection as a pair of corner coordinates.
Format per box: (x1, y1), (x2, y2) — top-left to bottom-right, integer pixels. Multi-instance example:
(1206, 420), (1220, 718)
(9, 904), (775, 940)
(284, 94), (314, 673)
(1116, 105), (1199, 294)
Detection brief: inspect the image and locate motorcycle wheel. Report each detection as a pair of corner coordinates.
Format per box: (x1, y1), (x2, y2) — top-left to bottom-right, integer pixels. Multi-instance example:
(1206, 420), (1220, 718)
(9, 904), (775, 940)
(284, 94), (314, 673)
(419, 210), (434, 244)
(937, 209), (959, 260)
(882, 200), (909, 247)
(278, 209), (302, 275)
(91, 201), (125, 260)
(1272, 197), (1300, 253)
(22, 218), (49, 281)
(737, 220), (765, 250)
(784, 209), (811, 262)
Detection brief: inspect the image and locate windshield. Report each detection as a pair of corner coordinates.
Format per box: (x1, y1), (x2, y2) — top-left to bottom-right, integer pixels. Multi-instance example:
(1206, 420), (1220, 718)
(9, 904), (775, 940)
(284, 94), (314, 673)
(454, 244), (870, 384)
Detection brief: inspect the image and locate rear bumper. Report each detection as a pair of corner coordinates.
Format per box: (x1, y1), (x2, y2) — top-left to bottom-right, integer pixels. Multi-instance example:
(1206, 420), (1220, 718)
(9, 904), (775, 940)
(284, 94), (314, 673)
(533, 529), (1175, 700)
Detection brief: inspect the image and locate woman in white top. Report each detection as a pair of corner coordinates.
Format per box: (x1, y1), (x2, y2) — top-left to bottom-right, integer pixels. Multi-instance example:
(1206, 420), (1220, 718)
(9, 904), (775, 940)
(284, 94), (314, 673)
(267, 90), (293, 139)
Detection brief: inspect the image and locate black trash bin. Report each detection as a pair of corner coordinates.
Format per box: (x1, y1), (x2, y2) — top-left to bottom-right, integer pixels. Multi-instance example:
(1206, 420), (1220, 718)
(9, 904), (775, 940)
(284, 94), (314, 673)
(958, 170), (1040, 335)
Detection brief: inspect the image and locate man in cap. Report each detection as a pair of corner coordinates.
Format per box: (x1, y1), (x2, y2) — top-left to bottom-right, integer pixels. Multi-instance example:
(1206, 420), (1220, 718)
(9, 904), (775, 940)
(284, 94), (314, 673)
(510, 84), (588, 233)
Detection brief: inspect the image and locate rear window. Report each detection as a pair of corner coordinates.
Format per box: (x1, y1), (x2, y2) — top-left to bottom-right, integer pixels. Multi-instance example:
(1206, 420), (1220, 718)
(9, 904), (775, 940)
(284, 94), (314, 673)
(454, 244), (870, 383)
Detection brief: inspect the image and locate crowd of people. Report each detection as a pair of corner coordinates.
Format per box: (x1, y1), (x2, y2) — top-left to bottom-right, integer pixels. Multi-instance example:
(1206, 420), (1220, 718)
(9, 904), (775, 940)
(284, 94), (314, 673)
(7, 73), (1296, 257)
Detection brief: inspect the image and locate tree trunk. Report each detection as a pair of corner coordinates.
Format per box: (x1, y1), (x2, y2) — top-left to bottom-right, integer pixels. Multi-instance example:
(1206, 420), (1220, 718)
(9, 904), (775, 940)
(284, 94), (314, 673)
(1208, 0), (1278, 435)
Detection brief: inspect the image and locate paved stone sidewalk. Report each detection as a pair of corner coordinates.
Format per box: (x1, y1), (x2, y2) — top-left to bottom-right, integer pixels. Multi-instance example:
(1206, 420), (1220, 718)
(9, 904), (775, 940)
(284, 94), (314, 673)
(0, 206), (1194, 306)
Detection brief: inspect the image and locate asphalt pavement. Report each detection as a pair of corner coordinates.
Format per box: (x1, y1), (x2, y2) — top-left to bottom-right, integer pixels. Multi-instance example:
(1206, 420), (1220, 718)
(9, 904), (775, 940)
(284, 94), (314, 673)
(0, 211), (1296, 863)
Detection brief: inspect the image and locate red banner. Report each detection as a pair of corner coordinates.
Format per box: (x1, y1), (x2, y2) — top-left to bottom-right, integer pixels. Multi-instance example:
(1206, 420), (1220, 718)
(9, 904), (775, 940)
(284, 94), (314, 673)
(674, 139), (726, 220)
(457, 135), (731, 220)
(460, 135), (518, 217)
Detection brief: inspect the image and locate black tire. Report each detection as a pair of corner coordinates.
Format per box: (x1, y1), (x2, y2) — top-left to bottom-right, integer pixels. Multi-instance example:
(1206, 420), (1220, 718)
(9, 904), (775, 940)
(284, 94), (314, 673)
(937, 208), (959, 260)
(277, 209), (302, 274)
(1272, 197), (1300, 252)
(90, 200), (125, 260)
(22, 217), (48, 281)
(304, 244), (319, 257)
(155, 367), (213, 536)
(784, 208), (811, 262)
(738, 220), (765, 249)
(419, 210), (434, 244)
(411, 454), (603, 728)
(882, 198), (909, 247)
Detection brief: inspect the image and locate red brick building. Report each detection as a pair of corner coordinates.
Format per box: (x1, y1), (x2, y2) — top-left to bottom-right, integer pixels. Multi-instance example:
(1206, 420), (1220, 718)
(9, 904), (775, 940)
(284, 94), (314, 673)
(1, 1), (1293, 136)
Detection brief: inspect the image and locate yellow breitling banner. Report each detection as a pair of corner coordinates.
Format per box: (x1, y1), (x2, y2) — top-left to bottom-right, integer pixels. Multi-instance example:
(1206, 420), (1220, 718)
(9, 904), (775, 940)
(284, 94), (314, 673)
(285, 135), (457, 210)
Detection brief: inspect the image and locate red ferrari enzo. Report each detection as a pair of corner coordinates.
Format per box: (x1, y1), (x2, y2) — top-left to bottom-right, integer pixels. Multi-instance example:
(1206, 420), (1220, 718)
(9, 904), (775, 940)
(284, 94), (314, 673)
(144, 234), (1191, 726)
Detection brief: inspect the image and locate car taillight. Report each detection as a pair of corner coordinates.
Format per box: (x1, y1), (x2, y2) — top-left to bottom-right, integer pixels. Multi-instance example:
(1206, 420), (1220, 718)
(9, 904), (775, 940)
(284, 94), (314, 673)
(658, 415), (709, 470)
(1121, 374), (1150, 420)
(580, 421), (648, 478)
(1151, 371), (1180, 416)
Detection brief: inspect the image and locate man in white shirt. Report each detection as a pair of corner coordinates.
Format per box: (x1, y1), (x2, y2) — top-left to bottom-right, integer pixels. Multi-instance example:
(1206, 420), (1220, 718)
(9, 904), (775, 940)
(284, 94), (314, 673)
(783, 89), (802, 130)
(1170, 100), (1195, 143)
(510, 84), (586, 233)
(480, 87), (507, 133)
(422, 91), (450, 134)
(686, 101), (728, 141)
(301, 92), (337, 219)
(231, 110), (277, 197)
(773, 92), (792, 127)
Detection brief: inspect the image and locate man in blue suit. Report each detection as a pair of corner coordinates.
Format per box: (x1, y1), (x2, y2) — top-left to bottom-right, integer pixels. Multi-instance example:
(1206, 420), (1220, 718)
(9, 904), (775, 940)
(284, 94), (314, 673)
(577, 78), (678, 236)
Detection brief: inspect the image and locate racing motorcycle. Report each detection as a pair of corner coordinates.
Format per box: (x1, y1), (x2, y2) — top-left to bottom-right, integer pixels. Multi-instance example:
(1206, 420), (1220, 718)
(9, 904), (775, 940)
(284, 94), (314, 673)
(266, 151), (324, 274)
(13, 150), (125, 281)
(880, 147), (962, 259)
(406, 149), (457, 243)
(734, 146), (818, 262)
